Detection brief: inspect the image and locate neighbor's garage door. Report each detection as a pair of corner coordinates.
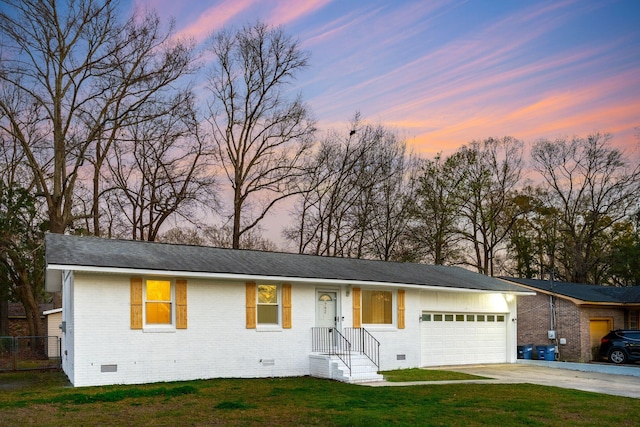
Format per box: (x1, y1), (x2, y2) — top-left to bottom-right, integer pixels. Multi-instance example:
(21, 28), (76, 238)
(421, 313), (507, 366)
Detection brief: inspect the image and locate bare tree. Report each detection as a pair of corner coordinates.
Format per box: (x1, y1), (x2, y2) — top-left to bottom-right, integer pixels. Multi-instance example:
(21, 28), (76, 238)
(205, 21), (316, 249)
(353, 129), (418, 261)
(531, 133), (640, 283)
(158, 227), (205, 246)
(408, 153), (467, 265)
(159, 225), (276, 251)
(0, 0), (196, 235)
(105, 96), (216, 241)
(286, 116), (415, 260)
(456, 137), (526, 276)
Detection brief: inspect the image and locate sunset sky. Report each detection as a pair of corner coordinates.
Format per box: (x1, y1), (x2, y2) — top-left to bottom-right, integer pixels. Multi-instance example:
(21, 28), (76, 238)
(128, 0), (640, 157)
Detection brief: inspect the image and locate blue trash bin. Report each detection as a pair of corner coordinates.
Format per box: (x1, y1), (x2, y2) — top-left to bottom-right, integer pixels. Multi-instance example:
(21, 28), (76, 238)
(536, 345), (556, 361)
(517, 344), (534, 359)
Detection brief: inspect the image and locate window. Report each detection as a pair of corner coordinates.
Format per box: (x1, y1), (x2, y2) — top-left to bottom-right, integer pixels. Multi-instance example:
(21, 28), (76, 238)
(629, 310), (638, 329)
(131, 277), (187, 330)
(445, 314), (454, 321)
(257, 284), (279, 325)
(362, 290), (392, 324)
(146, 279), (172, 324)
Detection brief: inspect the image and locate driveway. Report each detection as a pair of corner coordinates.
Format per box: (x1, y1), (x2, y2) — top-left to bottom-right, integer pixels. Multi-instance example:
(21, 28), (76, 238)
(369, 361), (640, 399)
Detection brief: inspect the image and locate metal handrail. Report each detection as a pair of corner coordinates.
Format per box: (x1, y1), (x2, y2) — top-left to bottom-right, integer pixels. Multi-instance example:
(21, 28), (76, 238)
(311, 327), (352, 375)
(344, 327), (380, 371)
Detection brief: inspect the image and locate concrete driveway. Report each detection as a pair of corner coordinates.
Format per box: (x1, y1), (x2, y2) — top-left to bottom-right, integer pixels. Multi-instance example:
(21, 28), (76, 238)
(370, 360), (640, 399)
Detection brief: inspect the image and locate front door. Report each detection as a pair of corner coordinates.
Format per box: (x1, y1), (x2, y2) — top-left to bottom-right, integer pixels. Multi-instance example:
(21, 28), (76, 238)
(589, 318), (612, 361)
(316, 291), (337, 329)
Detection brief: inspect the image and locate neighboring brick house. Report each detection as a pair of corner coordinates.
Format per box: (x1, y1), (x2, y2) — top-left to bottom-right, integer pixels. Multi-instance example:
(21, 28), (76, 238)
(504, 277), (640, 362)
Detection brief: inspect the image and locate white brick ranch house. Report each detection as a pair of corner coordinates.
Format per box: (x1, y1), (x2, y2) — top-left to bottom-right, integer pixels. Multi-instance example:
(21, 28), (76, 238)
(45, 234), (533, 387)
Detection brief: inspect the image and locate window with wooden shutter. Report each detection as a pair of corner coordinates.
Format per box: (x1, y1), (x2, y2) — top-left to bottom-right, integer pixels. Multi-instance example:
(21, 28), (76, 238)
(130, 278), (143, 329)
(176, 279), (187, 329)
(397, 289), (405, 329)
(352, 287), (361, 328)
(282, 284), (292, 329)
(246, 282), (257, 328)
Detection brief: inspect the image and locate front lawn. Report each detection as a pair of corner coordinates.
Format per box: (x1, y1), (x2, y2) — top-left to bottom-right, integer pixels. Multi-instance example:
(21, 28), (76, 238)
(1, 370), (638, 426)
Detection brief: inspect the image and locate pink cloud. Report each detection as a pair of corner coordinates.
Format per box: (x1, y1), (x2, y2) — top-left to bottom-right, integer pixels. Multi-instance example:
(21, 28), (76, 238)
(268, 0), (333, 27)
(173, 0), (255, 44)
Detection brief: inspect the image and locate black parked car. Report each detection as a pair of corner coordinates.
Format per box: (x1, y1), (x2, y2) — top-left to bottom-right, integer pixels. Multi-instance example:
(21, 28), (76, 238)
(599, 330), (640, 364)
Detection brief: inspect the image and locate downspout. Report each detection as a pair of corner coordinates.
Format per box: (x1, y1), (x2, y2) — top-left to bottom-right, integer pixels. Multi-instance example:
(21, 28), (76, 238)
(549, 271), (558, 360)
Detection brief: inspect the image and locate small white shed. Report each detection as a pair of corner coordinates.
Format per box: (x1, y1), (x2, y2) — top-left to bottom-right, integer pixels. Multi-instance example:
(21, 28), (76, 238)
(43, 308), (62, 359)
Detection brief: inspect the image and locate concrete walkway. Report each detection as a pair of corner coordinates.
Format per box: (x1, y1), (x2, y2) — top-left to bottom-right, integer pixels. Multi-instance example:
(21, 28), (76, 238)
(367, 361), (640, 399)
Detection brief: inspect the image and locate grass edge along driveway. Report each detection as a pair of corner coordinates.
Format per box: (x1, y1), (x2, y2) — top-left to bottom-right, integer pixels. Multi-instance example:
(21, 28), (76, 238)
(1, 370), (638, 426)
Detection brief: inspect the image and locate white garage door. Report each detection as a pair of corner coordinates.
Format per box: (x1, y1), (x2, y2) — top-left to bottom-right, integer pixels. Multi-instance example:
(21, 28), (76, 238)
(421, 313), (507, 366)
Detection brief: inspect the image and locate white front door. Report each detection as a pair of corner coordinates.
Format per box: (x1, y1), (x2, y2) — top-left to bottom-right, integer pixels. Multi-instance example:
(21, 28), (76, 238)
(316, 291), (337, 328)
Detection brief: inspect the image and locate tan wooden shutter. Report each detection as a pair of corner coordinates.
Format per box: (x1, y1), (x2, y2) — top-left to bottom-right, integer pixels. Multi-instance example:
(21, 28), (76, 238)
(130, 278), (143, 329)
(397, 289), (405, 329)
(246, 282), (256, 329)
(352, 287), (361, 328)
(176, 279), (188, 329)
(282, 284), (292, 329)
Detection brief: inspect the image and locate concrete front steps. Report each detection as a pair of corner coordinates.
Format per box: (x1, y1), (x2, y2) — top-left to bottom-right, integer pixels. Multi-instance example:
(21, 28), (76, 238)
(309, 353), (384, 383)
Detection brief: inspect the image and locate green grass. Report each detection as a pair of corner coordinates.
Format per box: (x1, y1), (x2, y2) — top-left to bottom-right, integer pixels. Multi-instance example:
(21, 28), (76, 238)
(1, 370), (639, 426)
(381, 368), (488, 382)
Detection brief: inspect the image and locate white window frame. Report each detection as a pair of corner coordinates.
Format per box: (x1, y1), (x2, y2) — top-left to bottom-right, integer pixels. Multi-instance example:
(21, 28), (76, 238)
(256, 284), (282, 331)
(143, 278), (176, 332)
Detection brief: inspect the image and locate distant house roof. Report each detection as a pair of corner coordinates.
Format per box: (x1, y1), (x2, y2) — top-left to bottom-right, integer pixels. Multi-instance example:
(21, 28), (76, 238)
(45, 234), (531, 294)
(502, 277), (640, 305)
(7, 302), (53, 318)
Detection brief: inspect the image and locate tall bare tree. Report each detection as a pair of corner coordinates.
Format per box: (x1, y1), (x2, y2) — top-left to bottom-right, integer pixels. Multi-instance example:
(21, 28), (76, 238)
(352, 128), (417, 261)
(456, 137), (526, 276)
(0, 0), (196, 235)
(531, 133), (640, 283)
(286, 116), (415, 260)
(205, 22), (316, 249)
(105, 96), (216, 241)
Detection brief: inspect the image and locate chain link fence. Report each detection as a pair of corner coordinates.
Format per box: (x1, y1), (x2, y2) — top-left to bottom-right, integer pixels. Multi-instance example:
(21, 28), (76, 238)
(0, 336), (61, 371)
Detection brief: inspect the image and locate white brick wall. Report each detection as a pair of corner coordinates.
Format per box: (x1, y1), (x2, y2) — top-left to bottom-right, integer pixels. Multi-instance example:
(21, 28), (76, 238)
(63, 272), (519, 387)
(69, 274), (319, 386)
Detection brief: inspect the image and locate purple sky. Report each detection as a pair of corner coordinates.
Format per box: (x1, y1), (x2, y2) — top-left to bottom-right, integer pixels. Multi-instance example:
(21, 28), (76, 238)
(129, 0), (640, 157)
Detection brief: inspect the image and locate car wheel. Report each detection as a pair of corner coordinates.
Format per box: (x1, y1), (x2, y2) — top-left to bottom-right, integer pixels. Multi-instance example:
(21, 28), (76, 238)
(609, 349), (627, 364)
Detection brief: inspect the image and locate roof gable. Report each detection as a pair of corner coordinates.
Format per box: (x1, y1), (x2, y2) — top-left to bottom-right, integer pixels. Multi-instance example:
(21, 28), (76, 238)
(45, 234), (529, 293)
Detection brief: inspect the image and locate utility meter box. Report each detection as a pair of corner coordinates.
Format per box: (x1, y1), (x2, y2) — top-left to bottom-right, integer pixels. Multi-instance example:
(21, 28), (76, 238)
(548, 330), (556, 339)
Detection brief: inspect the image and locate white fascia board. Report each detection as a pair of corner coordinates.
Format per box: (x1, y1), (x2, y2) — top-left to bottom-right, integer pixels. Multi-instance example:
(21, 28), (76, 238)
(46, 264), (535, 295)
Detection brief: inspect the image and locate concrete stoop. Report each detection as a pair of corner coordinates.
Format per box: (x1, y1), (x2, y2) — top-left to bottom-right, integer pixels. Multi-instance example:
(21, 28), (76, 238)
(310, 353), (384, 383)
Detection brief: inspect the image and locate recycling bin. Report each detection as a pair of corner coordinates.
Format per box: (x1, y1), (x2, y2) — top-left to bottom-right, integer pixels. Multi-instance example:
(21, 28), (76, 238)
(517, 344), (534, 359)
(536, 345), (556, 361)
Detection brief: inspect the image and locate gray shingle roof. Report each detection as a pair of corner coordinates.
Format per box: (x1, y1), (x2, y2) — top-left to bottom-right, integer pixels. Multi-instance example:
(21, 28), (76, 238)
(45, 233), (529, 293)
(501, 277), (640, 304)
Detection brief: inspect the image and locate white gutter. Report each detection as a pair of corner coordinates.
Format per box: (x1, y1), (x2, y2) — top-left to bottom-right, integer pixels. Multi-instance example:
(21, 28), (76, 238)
(46, 263), (536, 295)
